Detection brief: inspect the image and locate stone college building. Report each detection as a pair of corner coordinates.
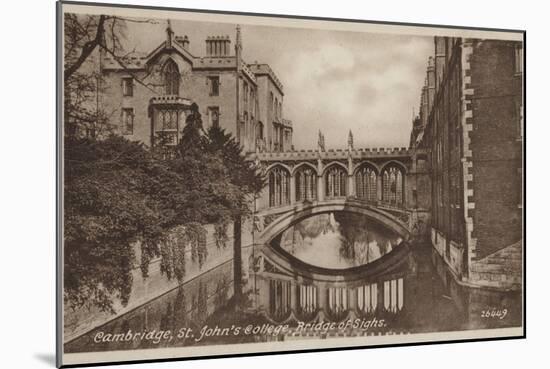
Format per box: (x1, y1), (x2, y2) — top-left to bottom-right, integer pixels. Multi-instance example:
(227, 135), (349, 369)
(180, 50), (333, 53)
(98, 23), (293, 154)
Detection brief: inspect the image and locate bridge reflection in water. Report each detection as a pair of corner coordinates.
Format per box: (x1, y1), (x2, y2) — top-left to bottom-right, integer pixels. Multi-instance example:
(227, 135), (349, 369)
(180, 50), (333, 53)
(65, 213), (522, 354)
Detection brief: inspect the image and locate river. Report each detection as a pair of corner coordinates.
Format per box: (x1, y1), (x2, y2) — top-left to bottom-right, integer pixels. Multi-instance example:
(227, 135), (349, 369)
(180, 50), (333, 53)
(65, 212), (522, 353)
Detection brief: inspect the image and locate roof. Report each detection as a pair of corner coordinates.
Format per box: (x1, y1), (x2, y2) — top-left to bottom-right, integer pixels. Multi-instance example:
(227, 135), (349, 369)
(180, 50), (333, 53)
(248, 63), (284, 94)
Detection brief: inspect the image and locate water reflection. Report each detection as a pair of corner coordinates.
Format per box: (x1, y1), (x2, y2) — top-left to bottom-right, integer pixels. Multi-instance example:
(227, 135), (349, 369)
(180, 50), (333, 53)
(276, 213), (402, 269)
(65, 225), (521, 354)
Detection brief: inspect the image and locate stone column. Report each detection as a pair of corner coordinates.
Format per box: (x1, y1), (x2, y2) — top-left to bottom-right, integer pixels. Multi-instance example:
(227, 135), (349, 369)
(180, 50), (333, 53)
(290, 283), (298, 312)
(377, 281), (385, 312)
(348, 287), (358, 311)
(317, 175), (324, 201)
(317, 285), (327, 311)
(348, 175), (355, 198)
(290, 175), (296, 204)
(377, 175), (383, 204)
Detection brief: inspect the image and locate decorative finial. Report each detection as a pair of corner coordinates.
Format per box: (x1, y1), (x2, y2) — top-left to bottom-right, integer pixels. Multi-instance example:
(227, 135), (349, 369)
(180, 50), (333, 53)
(236, 24), (242, 51)
(348, 130), (354, 150)
(166, 19), (174, 48)
(318, 130), (325, 152)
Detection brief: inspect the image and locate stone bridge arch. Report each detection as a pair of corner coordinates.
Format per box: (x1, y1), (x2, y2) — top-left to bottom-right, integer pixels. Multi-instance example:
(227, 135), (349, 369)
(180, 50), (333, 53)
(258, 199), (411, 246)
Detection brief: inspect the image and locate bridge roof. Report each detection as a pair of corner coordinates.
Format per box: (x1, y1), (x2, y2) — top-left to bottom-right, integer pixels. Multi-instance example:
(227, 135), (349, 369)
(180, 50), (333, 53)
(250, 147), (423, 162)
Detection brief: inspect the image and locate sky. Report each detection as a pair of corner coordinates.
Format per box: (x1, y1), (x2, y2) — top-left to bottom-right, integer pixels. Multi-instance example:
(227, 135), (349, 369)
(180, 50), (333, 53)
(123, 18), (433, 149)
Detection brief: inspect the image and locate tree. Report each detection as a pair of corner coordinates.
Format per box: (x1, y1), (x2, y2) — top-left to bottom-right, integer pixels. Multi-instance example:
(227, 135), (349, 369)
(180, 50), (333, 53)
(204, 124), (264, 302)
(63, 13), (264, 313)
(64, 13), (157, 138)
(64, 135), (180, 312)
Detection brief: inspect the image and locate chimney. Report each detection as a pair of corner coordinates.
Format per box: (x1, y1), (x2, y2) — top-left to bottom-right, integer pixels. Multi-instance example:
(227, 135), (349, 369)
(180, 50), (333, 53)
(206, 35), (231, 56)
(175, 35), (190, 50)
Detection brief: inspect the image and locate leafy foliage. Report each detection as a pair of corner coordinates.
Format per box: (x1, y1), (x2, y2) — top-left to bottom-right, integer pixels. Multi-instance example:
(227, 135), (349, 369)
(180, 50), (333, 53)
(64, 103), (264, 313)
(64, 135), (174, 312)
(63, 14), (265, 313)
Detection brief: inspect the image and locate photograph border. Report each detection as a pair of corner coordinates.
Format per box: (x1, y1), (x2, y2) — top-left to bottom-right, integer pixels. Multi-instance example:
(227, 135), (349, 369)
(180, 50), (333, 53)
(55, 1), (526, 367)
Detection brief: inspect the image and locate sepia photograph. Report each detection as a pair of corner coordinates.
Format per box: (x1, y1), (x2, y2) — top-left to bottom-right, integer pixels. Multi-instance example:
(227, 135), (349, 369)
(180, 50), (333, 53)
(57, 1), (524, 367)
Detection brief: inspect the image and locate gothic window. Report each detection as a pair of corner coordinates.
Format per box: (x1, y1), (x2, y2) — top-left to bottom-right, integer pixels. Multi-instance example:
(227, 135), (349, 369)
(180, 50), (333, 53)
(269, 280), (291, 321)
(355, 165), (377, 202)
(327, 287), (349, 320)
(325, 165), (347, 198)
(159, 109), (178, 130)
(298, 285), (317, 316)
(268, 166), (290, 207)
(256, 121), (264, 140)
(514, 44), (523, 75)
(243, 82), (248, 105)
(121, 108), (134, 135)
(122, 77), (133, 97)
(163, 60), (180, 95)
(357, 283), (378, 314)
(250, 89), (254, 114)
(208, 106), (220, 128)
(383, 278), (404, 313)
(208, 76), (219, 96)
(295, 166), (317, 202)
(382, 165), (404, 206)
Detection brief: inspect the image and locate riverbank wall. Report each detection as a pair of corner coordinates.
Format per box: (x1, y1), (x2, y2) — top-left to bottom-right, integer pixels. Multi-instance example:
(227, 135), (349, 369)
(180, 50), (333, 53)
(63, 220), (256, 343)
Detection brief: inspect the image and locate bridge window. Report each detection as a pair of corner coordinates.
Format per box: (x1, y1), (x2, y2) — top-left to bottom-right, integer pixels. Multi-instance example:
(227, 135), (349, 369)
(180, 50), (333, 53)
(383, 278), (404, 313)
(268, 167), (290, 207)
(269, 280), (291, 321)
(298, 284), (317, 316)
(382, 165), (404, 206)
(164, 59), (180, 95)
(357, 283), (378, 314)
(327, 287), (349, 320)
(356, 166), (377, 202)
(295, 167), (317, 202)
(325, 166), (347, 198)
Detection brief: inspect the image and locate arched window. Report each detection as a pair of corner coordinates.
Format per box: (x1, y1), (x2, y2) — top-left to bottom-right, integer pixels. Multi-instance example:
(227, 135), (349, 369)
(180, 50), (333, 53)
(269, 279), (291, 321)
(327, 287), (349, 321)
(382, 165), (404, 206)
(325, 165), (347, 198)
(297, 284), (317, 319)
(256, 121), (264, 140)
(268, 166), (290, 207)
(355, 165), (377, 202)
(357, 283), (378, 314)
(164, 60), (180, 95)
(383, 278), (404, 313)
(295, 166), (317, 202)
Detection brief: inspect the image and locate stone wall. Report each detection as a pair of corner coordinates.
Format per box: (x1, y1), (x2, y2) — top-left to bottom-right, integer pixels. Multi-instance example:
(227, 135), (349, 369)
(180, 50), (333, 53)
(469, 240), (522, 290)
(64, 223), (235, 343)
(468, 39), (523, 260)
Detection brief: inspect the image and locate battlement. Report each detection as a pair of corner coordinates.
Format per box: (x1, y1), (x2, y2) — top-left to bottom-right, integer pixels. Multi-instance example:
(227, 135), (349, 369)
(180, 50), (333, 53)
(248, 63), (284, 94)
(250, 146), (415, 161)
